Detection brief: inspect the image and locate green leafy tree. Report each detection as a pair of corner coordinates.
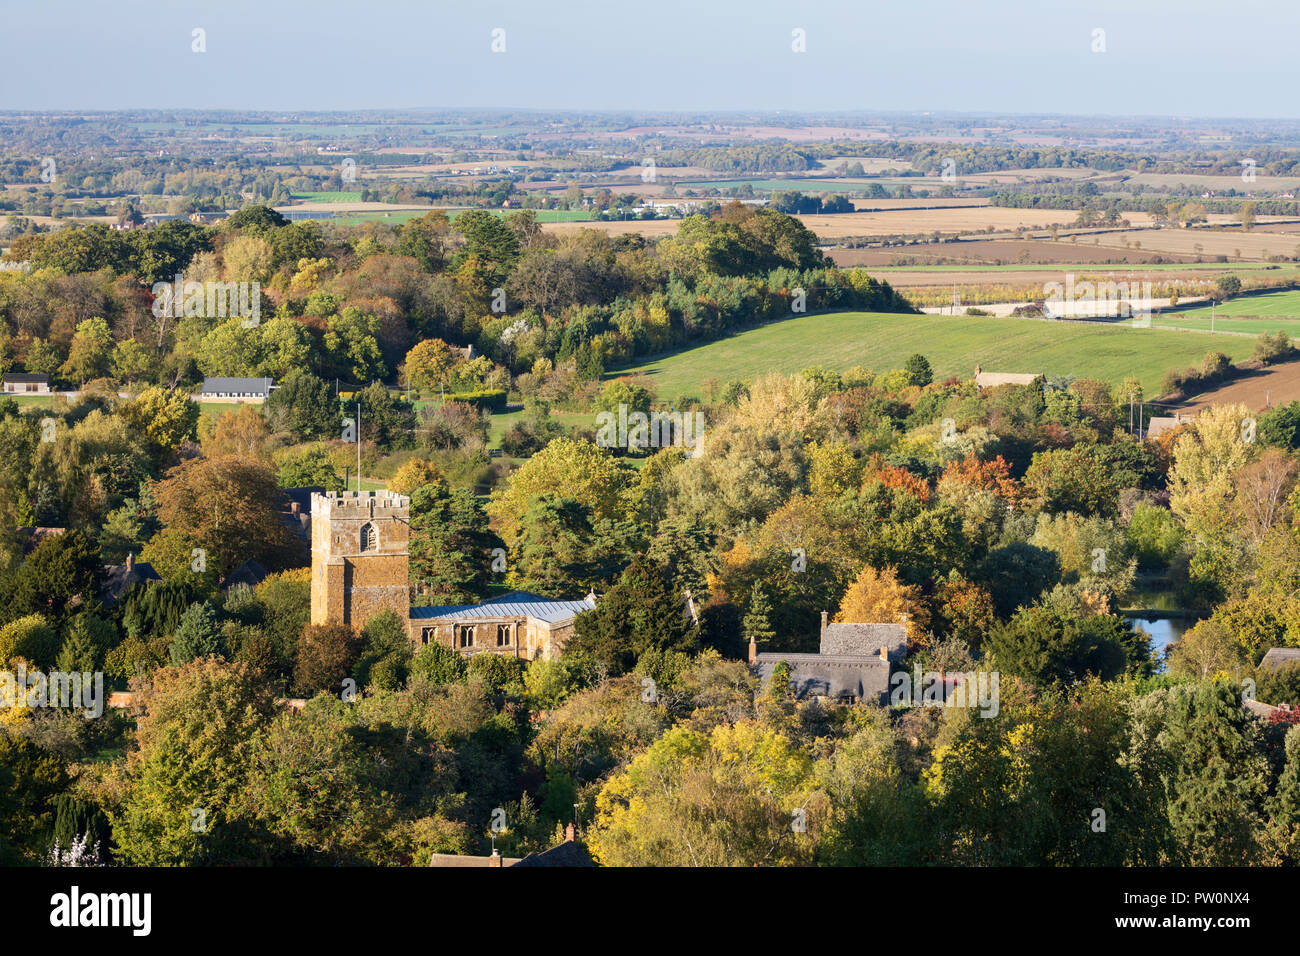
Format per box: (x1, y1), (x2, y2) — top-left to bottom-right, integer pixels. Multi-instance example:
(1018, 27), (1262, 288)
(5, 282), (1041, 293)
(903, 353), (933, 388)
(264, 369), (341, 441)
(112, 658), (275, 865)
(742, 585), (777, 651)
(567, 556), (697, 675)
(409, 481), (499, 604)
(170, 602), (224, 665)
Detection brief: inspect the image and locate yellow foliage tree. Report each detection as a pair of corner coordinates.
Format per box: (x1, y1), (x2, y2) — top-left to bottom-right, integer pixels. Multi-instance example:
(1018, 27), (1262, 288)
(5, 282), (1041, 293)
(389, 458), (447, 495)
(834, 564), (929, 644)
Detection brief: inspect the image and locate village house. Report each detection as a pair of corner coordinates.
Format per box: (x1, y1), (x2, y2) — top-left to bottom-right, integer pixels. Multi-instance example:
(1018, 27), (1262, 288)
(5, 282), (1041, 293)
(427, 824), (593, 867)
(1145, 413), (1192, 440)
(101, 553), (161, 607)
(750, 611), (907, 705)
(199, 376), (275, 401)
(2, 372), (51, 394)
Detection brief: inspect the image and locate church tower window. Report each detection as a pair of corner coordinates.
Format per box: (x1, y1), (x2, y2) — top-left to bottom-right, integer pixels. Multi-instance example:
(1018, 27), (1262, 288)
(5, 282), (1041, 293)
(360, 521), (378, 552)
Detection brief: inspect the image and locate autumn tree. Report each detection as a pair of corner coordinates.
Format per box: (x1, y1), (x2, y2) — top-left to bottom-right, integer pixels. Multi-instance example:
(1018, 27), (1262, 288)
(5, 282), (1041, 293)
(834, 564), (929, 645)
(588, 722), (819, 866)
(151, 456), (301, 573)
(202, 404), (273, 461)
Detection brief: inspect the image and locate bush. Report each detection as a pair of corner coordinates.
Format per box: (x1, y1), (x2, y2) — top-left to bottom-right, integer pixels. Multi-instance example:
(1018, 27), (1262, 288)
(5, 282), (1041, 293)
(1258, 661), (1300, 707)
(1126, 503), (1185, 570)
(1254, 330), (1294, 366)
(409, 641), (468, 686)
(467, 652), (525, 692)
(1258, 401), (1300, 449)
(0, 614), (60, 668)
(445, 388), (507, 411)
(1199, 351), (1232, 382)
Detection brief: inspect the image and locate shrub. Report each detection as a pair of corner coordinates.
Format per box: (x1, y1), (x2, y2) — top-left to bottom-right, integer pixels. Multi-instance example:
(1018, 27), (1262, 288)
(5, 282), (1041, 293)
(0, 614), (60, 668)
(445, 388), (507, 411)
(1254, 330), (1294, 366)
(409, 641), (468, 686)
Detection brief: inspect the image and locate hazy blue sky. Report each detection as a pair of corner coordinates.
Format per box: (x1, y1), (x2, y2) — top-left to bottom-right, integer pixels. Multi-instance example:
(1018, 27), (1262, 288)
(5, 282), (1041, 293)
(3, 0), (1296, 117)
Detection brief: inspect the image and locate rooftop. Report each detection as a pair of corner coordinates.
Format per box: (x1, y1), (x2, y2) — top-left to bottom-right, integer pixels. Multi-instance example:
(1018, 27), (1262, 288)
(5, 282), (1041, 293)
(1261, 647), (1300, 670)
(411, 591), (596, 625)
(201, 376), (274, 394)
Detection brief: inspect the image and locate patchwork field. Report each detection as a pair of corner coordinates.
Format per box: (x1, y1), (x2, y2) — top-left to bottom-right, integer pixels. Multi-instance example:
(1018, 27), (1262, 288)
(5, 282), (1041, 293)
(1095, 227), (1300, 261)
(613, 311), (1259, 399)
(831, 238), (1202, 268)
(1180, 357), (1300, 414)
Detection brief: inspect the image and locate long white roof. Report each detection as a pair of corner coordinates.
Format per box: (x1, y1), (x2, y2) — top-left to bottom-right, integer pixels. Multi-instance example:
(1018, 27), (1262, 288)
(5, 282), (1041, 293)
(410, 591), (595, 625)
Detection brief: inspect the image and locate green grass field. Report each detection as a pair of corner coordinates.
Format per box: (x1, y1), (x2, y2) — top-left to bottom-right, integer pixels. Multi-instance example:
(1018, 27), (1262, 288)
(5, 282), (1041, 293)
(613, 311), (1260, 398)
(7, 393), (57, 408)
(1159, 289), (1300, 330)
(447, 208), (595, 223)
(326, 208), (598, 226)
(326, 210), (437, 225)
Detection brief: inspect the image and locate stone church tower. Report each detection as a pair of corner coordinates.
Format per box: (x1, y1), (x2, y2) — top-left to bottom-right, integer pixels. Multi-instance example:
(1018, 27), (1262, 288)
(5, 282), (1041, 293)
(310, 491), (411, 630)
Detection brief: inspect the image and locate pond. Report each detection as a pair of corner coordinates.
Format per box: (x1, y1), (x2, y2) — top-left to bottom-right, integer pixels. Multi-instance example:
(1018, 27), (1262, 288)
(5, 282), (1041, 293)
(1130, 617), (1189, 669)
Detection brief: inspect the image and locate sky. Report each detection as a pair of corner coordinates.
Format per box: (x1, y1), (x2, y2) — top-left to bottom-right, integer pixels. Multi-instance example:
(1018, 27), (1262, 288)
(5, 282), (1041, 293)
(2, 0), (1298, 118)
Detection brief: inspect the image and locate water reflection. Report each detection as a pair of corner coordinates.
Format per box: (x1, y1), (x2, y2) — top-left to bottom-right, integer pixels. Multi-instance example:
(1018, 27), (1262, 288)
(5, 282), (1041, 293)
(1131, 617), (1188, 670)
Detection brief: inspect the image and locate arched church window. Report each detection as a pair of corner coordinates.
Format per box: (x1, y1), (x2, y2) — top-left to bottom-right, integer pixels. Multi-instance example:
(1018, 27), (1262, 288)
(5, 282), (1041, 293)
(360, 522), (378, 552)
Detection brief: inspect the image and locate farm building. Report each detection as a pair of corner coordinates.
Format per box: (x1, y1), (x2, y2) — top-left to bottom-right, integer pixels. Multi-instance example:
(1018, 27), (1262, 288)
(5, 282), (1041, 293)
(1145, 413), (1191, 440)
(2, 372), (50, 394)
(973, 365), (1043, 389)
(200, 376), (275, 401)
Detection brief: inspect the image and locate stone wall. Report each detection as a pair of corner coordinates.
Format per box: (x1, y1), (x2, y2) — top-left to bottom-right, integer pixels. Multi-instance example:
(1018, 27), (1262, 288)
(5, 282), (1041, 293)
(410, 616), (576, 660)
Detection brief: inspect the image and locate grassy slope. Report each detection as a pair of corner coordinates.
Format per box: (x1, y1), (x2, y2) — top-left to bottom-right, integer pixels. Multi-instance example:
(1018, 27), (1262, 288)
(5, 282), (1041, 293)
(1164, 287), (1300, 329)
(614, 311), (1259, 397)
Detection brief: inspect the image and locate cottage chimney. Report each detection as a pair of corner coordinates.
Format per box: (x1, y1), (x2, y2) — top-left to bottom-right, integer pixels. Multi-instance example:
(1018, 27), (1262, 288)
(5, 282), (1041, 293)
(290, 501), (300, 515)
(820, 610), (828, 636)
(488, 849), (503, 868)
(565, 823), (576, 843)
(748, 636), (758, 665)
(125, 552), (135, 572)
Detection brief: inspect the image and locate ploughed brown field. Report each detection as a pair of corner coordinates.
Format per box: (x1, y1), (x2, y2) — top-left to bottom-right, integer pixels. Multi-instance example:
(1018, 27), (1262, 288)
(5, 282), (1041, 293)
(1094, 228), (1300, 261)
(1180, 356), (1300, 414)
(830, 239), (1199, 268)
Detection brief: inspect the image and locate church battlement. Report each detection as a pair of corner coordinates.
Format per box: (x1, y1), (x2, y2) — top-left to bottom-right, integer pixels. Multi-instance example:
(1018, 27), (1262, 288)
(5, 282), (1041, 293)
(311, 490), (410, 518)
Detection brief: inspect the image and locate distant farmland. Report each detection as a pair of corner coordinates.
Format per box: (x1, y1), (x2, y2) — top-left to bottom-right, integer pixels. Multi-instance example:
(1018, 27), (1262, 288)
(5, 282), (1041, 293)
(613, 311), (1258, 399)
(1163, 288), (1300, 322)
